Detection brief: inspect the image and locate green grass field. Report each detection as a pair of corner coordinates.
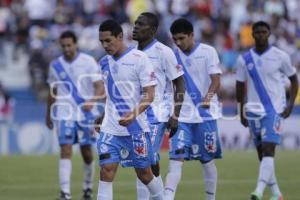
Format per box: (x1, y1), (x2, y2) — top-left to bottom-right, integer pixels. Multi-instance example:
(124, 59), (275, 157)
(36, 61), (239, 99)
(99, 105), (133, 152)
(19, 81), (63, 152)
(0, 150), (299, 200)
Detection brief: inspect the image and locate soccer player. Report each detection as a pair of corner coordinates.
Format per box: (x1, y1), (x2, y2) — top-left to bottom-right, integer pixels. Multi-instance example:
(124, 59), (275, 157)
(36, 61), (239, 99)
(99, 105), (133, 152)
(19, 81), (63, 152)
(236, 21), (299, 200)
(46, 31), (104, 200)
(132, 12), (185, 200)
(164, 18), (222, 200)
(96, 19), (164, 200)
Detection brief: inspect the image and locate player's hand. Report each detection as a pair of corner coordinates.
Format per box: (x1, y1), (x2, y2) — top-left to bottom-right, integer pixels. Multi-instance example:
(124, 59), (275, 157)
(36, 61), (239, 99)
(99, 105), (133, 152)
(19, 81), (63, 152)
(240, 114), (248, 127)
(119, 112), (136, 126)
(280, 104), (293, 119)
(94, 115), (104, 133)
(167, 116), (178, 138)
(201, 97), (210, 108)
(46, 115), (53, 130)
(82, 100), (94, 112)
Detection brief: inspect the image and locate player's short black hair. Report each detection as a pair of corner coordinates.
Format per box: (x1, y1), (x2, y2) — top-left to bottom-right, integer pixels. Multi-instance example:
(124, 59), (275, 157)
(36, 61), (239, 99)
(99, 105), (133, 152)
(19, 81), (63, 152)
(140, 12), (159, 29)
(60, 31), (77, 43)
(99, 19), (123, 37)
(252, 21), (271, 32)
(170, 18), (193, 35)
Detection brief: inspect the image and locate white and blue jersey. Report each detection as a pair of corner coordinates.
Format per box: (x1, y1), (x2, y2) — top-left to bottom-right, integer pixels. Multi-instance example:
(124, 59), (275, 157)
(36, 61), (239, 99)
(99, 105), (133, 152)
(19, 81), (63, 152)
(47, 52), (101, 145)
(236, 46), (296, 145)
(141, 39), (184, 123)
(97, 47), (157, 168)
(174, 43), (222, 123)
(169, 43), (222, 161)
(99, 47), (157, 136)
(236, 46), (296, 115)
(141, 39), (184, 164)
(47, 52), (101, 121)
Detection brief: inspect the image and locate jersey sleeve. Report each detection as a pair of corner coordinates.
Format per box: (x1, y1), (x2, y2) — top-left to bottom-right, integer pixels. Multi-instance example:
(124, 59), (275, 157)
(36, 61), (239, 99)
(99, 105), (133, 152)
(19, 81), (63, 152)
(235, 55), (247, 82)
(163, 48), (184, 80)
(207, 47), (222, 74)
(280, 51), (297, 77)
(137, 54), (157, 87)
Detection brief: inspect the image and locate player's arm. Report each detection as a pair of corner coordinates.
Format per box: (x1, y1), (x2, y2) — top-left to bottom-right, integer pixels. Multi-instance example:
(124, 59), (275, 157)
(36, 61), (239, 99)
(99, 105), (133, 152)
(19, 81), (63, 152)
(202, 47), (221, 108)
(119, 85), (155, 126)
(168, 75), (185, 137)
(46, 87), (56, 129)
(281, 74), (299, 118)
(202, 73), (221, 108)
(95, 111), (105, 132)
(83, 80), (106, 111)
(236, 81), (248, 127)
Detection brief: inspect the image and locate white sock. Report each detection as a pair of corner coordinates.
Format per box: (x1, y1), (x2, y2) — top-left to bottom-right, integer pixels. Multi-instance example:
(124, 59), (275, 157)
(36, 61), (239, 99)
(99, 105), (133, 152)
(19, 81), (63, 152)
(97, 180), (112, 200)
(255, 157), (274, 195)
(202, 160), (218, 200)
(146, 177), (164, 200)
(83, 161), (95, 190)
(136, 178), (150, 200)
(269, 170), (282, 195)
(164, 160), (183, 200)
(59, 159), (72, 194)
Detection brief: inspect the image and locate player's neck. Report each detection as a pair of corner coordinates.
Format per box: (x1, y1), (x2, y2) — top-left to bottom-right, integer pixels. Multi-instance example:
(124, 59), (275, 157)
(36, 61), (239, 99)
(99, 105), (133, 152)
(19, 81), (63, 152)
(138, 38), (155, 51)
(254, 43), (269, 55)
(64, 52), (78, 63)
(184, 41), (196, 54)
(114, 44), (129, 59)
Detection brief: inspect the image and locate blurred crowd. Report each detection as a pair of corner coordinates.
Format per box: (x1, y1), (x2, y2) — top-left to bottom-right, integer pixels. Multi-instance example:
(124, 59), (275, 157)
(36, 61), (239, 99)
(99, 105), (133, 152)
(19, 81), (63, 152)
(0, 0), (299, 102)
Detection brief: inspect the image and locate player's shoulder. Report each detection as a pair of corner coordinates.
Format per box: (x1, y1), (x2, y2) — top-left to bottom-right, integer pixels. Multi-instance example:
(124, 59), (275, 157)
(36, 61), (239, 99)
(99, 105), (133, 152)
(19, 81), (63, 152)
(155, 41), (174, 55)
(78, 52), (96, 62)
(269, 46), (289, 58)
(130, 48), (148, 59)
(198, 43), (217, 53)
(49, 56), (63, 68)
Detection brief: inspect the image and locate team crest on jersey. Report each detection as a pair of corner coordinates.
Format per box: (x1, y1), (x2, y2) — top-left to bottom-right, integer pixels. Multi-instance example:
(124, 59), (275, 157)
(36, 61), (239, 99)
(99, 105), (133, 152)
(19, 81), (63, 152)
(120, 148), (129, 159)
(59, 72), (67, 79)
(204, 131), (217, 153)
(247, 63), (254, 71)
(192, 144), (199, 154)
(176, 64), (182, 72)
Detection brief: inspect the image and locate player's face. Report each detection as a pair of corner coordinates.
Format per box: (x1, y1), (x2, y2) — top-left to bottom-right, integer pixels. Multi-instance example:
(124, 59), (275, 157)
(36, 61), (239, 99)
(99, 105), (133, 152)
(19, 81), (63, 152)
(132, 15), (154, 41)
(99, 31), (123, 56)
(172, 32), (194, 52)
(60, 37), (77, 59)
(252, 26), (270, 46)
